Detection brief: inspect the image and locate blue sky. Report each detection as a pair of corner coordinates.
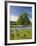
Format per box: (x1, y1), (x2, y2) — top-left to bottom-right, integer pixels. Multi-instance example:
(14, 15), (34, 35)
(10, 6), (32, 19)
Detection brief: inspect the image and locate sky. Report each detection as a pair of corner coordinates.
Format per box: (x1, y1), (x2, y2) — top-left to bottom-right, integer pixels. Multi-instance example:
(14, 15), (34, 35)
(10, 6), (32, 21)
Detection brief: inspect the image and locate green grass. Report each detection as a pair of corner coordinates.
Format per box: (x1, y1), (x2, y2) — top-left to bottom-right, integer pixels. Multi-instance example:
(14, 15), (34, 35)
(10, 28), (32, 40)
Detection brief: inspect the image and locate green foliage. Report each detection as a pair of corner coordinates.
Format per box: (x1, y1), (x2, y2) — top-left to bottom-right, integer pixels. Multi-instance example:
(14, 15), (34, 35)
(16, 13), (31, 25)
(10, 28), (32, 40)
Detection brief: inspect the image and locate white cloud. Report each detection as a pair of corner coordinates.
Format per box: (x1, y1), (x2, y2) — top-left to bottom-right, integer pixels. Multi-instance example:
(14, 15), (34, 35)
(10, 15), (19, 21)
(29, 19), (32, 22)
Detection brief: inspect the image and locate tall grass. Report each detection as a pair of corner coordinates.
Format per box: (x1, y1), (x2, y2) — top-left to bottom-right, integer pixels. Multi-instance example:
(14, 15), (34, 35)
(10, 28), (32, 40)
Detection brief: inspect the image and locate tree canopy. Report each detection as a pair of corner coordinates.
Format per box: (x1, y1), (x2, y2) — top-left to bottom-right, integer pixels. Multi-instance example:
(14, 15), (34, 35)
(16, 13), (32, 25)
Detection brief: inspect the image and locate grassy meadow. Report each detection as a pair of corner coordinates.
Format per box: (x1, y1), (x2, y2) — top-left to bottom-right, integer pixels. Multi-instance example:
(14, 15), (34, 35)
(10, 28), (32, 40)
